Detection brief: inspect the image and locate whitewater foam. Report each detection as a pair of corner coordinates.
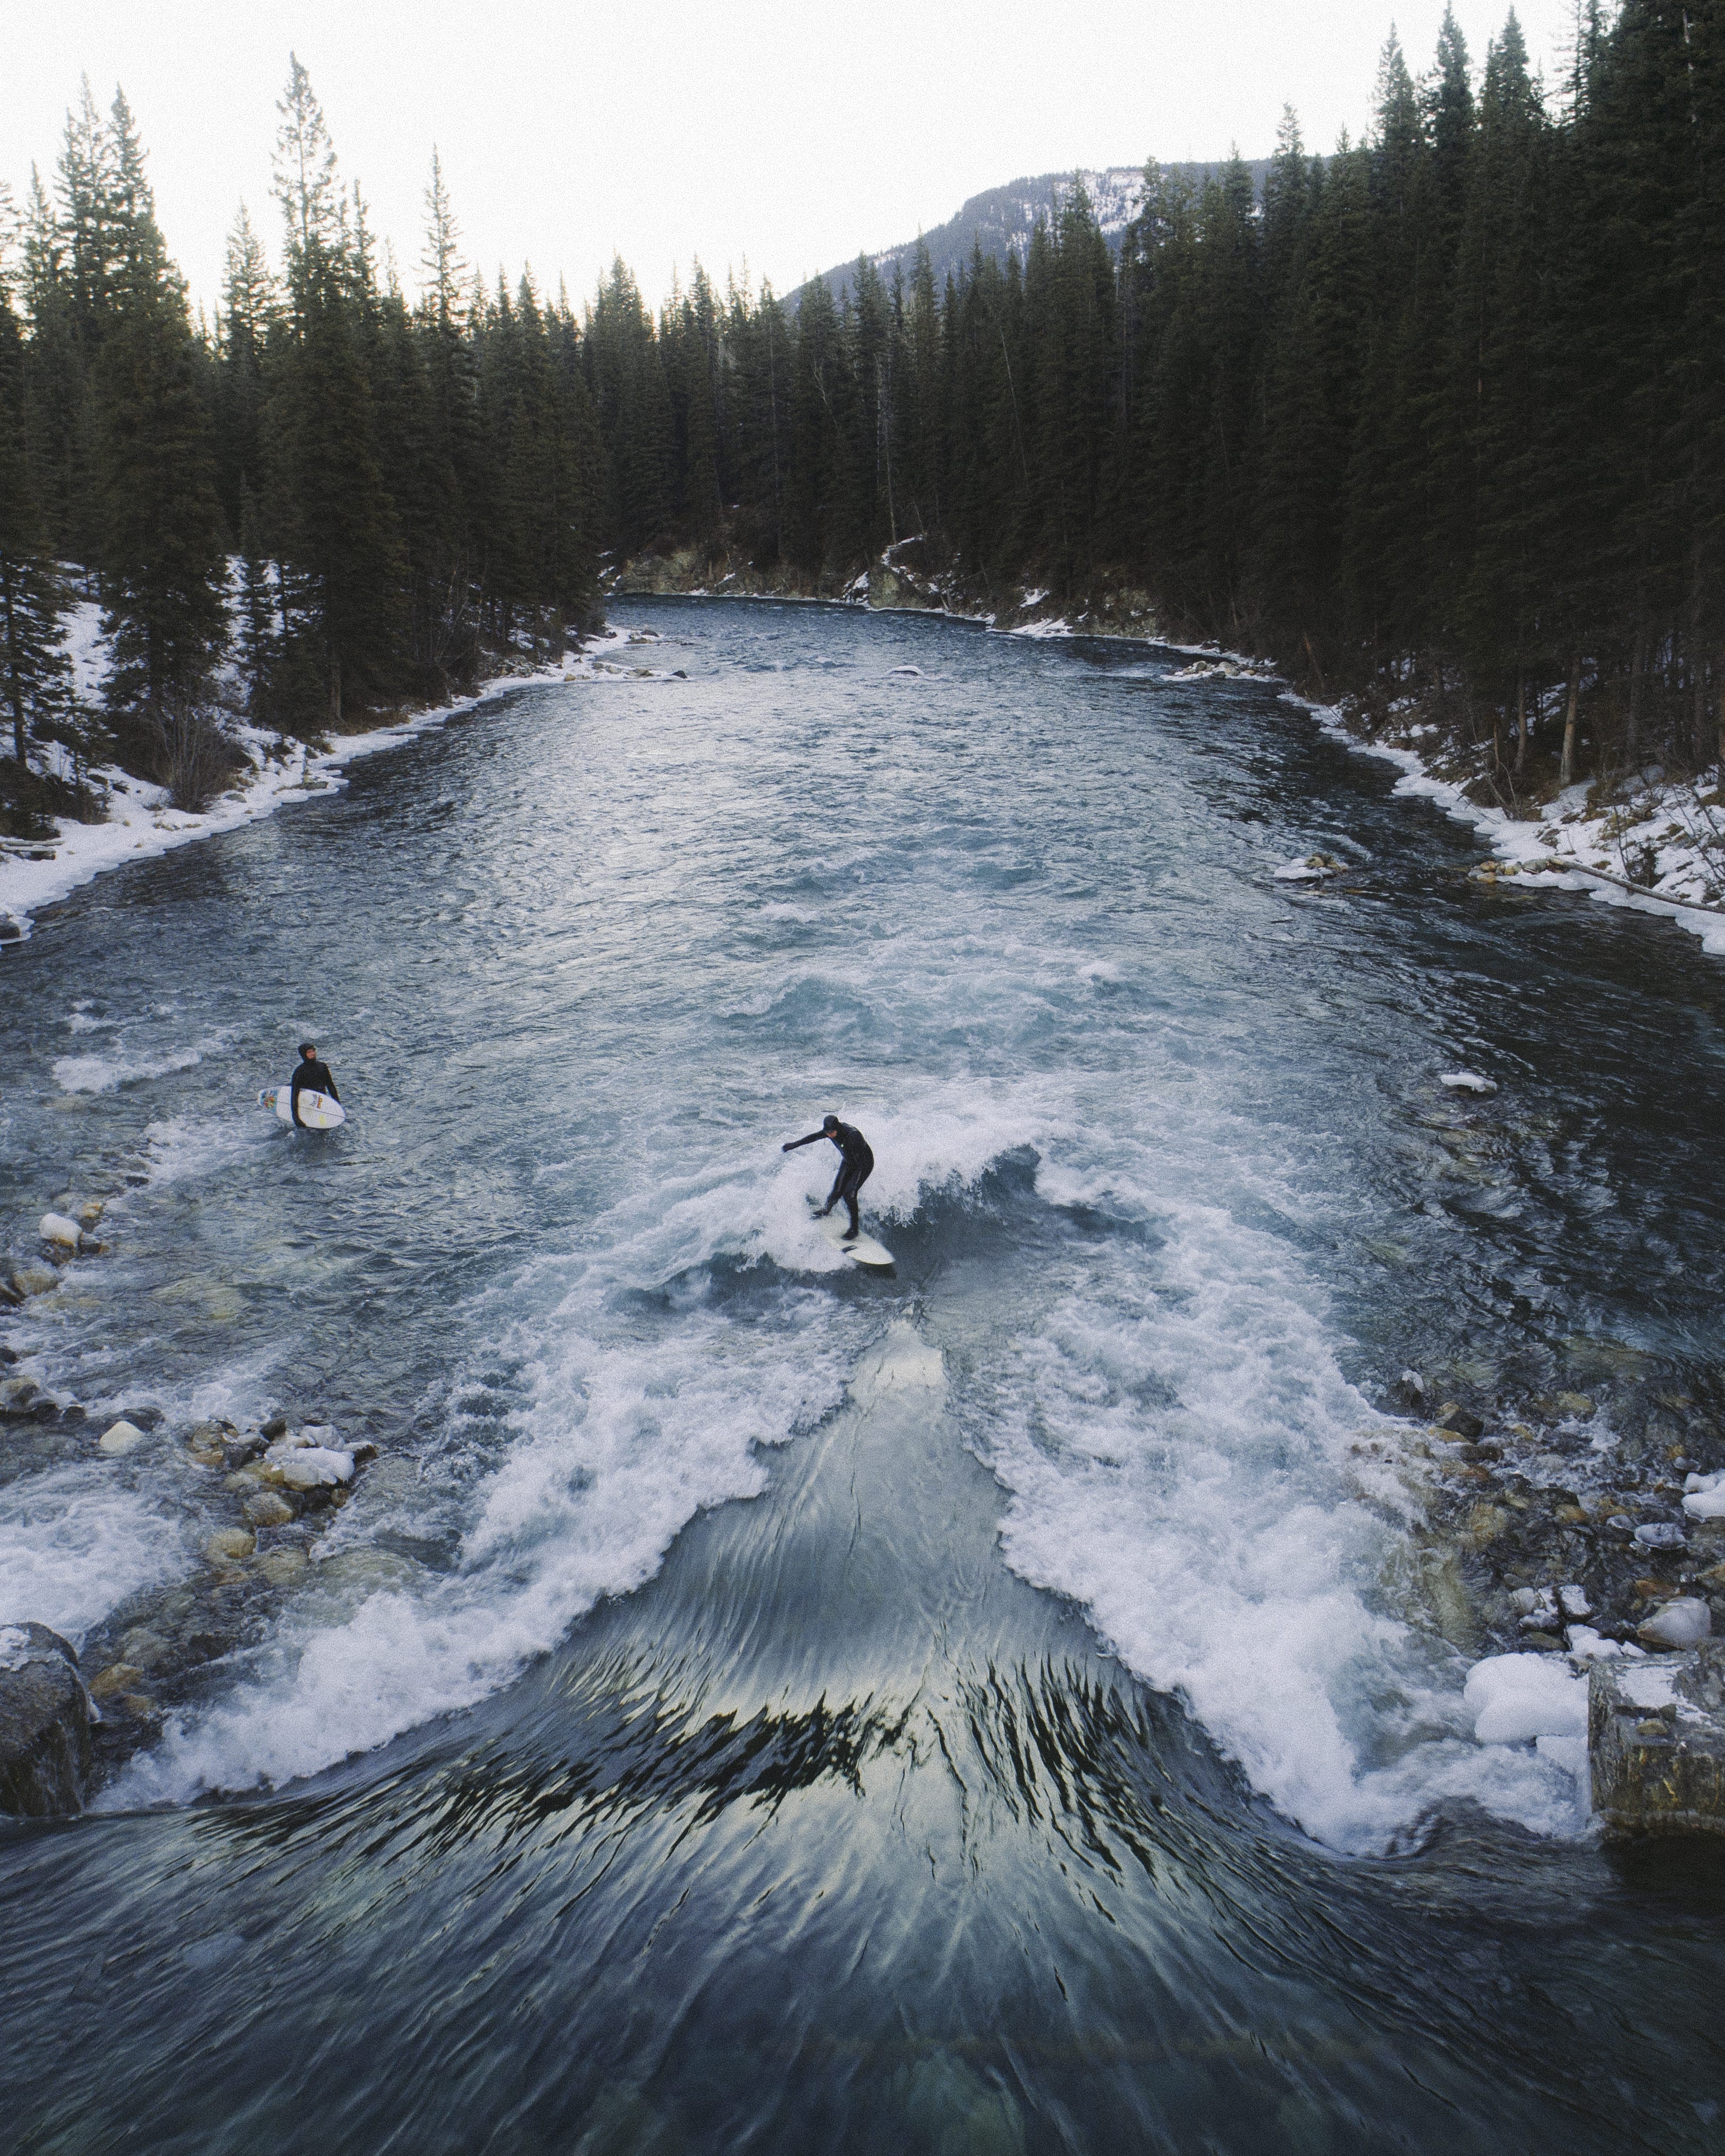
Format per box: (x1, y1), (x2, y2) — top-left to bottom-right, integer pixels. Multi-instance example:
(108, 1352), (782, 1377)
(52, 1045), (210, 1094)
(0, 1465), (187, 1646)
(985, 1171), (1589, 1850)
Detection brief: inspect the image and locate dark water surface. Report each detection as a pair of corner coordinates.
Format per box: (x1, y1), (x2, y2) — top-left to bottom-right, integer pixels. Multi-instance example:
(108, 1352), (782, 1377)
(3, 601), (1724, 2152)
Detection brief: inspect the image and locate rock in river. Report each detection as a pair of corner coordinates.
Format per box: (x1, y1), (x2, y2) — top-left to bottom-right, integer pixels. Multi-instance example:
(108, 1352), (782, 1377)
(1591, 1643), (1725, 1836)
(1637, 1598), (1712, 1650)
(0, 1376), (41, 1417)
(0, 1623), (94, 1817)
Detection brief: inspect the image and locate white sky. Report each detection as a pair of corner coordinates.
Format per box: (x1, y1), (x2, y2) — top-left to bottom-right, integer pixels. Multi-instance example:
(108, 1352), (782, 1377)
(6, 0), (1576, 317)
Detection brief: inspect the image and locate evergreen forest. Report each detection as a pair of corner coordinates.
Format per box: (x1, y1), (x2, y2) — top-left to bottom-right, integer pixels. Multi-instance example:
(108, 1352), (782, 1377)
(2, 2), (1720, 832)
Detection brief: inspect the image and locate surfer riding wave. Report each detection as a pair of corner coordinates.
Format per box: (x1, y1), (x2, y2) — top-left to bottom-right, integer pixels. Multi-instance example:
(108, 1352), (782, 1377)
(783, 1114), (873, 1240)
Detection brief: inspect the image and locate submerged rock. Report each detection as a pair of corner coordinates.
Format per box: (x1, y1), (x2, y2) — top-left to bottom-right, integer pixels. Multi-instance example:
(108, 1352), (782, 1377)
(1591, 1643), (1725, 1836)
(0, 1623), (94, 1816)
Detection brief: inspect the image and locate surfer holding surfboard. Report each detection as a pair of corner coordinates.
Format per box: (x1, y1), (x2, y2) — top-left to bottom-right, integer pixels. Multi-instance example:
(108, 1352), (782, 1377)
(289, 1041), (340, 1129)
(783, 1113), (874, 1242)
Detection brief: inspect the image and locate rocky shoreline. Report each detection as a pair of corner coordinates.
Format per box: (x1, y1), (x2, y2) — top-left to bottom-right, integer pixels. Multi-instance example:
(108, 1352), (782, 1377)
(2, 1192), (387, 1812)
(606, 535), (1170, 643)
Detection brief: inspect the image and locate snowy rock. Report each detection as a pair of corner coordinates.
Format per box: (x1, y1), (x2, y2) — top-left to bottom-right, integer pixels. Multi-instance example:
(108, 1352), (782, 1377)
(38, 1212), (81, 1247)
(263, 1436), (354, 1489)
(1566, 1625), (1623, 1661)
(1274, 853), (1341, 881)
(1684, 1484), (1725, 1521)
(0, 913), (23, 943)
(97, 1419), (148, 1457)
(0, 1622), (94, 1817)
(1558, 1584), (1592, 1619)
(1634, 1521), (1686, 1550)
(1513, 1586), (1559, 1631)
(1464, 1652), (1589, 1745)
(1637, 1599), (1712, 1650)
(1439, 1071), (1498, 1094)
(1591, 1643), (1725, 1837)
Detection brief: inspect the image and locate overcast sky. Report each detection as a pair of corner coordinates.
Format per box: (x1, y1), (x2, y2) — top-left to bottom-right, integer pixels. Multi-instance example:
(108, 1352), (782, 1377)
(7, 0), (1575, 316)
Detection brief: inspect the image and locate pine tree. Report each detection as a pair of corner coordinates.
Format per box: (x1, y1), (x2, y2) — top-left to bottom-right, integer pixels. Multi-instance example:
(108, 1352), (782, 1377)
(92, 89), (229, 732)
(265, 58), (404, 727)
(0, 277), (73, 765)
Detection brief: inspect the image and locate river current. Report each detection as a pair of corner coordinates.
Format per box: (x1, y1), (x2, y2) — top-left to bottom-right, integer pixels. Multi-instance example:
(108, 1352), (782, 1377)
(3, 599), (1724, 2152)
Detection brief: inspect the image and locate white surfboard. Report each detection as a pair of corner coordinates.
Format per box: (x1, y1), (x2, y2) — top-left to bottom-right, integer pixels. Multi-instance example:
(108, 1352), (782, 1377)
(812, 1207), (895, 1270)
(259, 1085), (346, 1130)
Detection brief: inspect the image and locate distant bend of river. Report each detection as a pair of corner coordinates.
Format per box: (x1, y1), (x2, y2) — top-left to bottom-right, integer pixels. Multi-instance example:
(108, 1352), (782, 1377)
(3, 599), (1724, 2154)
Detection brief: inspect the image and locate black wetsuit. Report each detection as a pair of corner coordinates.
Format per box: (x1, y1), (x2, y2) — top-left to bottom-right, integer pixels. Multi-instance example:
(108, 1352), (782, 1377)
(290, 1057), (339, 1128)
(784, 1120), (874, 1237)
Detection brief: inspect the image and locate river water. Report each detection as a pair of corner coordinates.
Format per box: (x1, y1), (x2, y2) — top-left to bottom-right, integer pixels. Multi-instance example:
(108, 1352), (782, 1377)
(3, 599), (1724, 2152)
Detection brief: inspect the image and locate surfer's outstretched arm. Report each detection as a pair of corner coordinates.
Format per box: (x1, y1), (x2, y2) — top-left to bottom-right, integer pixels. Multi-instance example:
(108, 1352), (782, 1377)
(781, 1131), (825, 1152)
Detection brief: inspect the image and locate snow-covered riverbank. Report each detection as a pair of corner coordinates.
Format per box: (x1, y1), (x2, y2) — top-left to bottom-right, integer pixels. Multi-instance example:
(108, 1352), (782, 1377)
(0, 627), (634, 944)
(1299, 697), (1725, 961)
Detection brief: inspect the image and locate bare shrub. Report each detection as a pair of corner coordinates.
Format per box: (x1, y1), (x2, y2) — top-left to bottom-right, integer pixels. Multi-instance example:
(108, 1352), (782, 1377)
(154, 707), (238, 812)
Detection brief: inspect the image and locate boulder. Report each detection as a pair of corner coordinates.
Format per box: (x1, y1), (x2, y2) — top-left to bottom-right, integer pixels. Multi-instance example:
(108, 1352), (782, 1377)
(11, 1265), (57, 1298)
(0, 1623), (94, 1817)
(0, 1375), (41, 1417)
(97, 1419), (148, 1457)
(1591, 1642), (1725, 1836)
(205, 1527), (256, 1565)
(38, 1212), (81, 1248)
(1637, 1599), (1712, 1650)
(262, 1436), (354, 1489)
(1435, 1402), (1486, 1441)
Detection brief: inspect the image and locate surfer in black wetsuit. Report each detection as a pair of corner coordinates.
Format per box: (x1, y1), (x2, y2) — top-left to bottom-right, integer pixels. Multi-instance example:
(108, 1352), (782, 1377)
(783, 1114), (874, 1241)
(289, 1041), (339, 1129)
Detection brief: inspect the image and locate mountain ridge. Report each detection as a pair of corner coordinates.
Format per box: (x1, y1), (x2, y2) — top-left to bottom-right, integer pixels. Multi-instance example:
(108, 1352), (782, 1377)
(806, 158), (1273, 305)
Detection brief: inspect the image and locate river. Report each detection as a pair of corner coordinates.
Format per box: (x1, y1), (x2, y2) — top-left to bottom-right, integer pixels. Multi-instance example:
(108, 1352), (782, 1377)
(2, 599), (1723, 2152)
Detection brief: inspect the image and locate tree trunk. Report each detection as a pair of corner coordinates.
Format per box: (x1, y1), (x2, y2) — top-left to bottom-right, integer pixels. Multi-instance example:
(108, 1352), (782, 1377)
(328, 651), (342, 731)
(2, 560), (26, 764)
(1559, 653), (1580, 790)
(1626, 624), (1645, 774)
(1717, 649), (1724, 788)
(1514, 667), (1527, 773)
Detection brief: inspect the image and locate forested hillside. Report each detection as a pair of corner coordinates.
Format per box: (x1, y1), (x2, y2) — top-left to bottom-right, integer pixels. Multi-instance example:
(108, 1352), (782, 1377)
(2, 1), (1720, 835)
(1, 62), (603, 828)
(645, 2), (1722, 793)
